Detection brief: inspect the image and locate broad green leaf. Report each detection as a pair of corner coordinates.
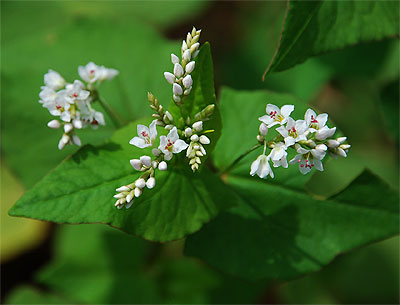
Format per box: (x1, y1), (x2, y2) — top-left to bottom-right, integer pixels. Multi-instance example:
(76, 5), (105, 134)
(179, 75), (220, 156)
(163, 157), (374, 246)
(168, 43), (221, 156)
(264, 1), (399, 77)
(185, 170), (399, 281)
(1, 17), (179, 188)
(9, 118), (234, 242)
(379, 79), (399, 143)
(1, 162), (49, 263)
(4, 286), (70, 305)
(36, 224), (159, 304)
(29, 224), (267, 304)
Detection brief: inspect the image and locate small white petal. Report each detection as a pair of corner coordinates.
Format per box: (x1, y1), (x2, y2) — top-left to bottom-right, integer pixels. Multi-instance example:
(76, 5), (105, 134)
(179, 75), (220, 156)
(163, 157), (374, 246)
(64, 123), (73, 133)
(182, 75), (193, 88)
(130, 159), (142, 171)
(146, 177), (156, 189)
(158, 161), (168, 171)
(135, 178), (146, 189)
(174, 63), (184, 78)
(164, 72), (175, 85)
(173, 83), (183, 96)
(47, 120), (61, 129)
(199, 135), (210, 145)
(192, 121), (203, 132)
(116, 186), (130, 192)
(185, 61), (195, 74)
(171, 53), (179, 65)
(140, 155), (152, 167)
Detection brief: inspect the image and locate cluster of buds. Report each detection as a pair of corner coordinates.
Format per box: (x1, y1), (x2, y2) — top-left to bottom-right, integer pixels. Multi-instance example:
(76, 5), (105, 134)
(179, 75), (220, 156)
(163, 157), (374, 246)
(38, 62), (118, 149)
(184, 121), (211, 171)
(114, 26), (216, 209)
(164, 27), (201, 105)
(114, 155), (167, 209)
(250, 104), (351, 179)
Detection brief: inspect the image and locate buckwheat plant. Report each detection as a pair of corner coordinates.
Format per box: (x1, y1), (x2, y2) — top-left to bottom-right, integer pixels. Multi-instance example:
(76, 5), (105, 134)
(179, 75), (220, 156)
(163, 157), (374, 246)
(38, 62), (119, 150)
(249, 104), (351, 179)
(114, 27), (216, 209)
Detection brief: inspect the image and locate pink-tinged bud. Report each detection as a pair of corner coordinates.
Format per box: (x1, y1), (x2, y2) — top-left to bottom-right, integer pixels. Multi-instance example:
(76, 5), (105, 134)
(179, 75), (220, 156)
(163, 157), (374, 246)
(185, 61), (195, 74)
(130, 159), (142, 171)
(146, 177), (156, 189)
(164, 72), (175, 85)
(158, 161), (168, 171)
(64, 123), (73, 133)
(183, 75), (193, 88)
(171, 53), (179, 65)
(173, 83), (183, 96)
(199, 135), (210, 145)
(174, 63), (184, 78)
(259, 123), (268, 136)
(48, 120), (61, 129)
(135, 178), (146, 189)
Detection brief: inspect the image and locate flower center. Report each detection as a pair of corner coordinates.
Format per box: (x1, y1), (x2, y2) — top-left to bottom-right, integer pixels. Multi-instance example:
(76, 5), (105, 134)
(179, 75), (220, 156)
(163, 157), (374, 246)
(269, 111), (284, 122)
(72, 93), (78, 98)
(299, 155), (314, 168)
(288, 127), (298, 138)
(164, 139), (175, 152)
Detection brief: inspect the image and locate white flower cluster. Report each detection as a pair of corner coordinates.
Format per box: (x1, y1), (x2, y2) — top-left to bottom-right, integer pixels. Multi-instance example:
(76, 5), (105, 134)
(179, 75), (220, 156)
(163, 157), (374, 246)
(164, 27), (201, 105)
(114, 27), (215, 209)
(38, 62), (119, 150)
(250, 104), (351, 179)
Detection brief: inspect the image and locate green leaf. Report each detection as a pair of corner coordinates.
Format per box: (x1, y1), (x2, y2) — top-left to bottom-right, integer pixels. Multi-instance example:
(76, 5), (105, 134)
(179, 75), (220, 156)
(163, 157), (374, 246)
(379, 79), (399, 143)
(264, 0), (399, 77)
(4, 286), (71, 305)
(1, 17), (179, 188)
(168, 43), (221, 156)
(36, 224), (159, 304)
(185, 170), (399, 281)
(9, 118), (234, 242)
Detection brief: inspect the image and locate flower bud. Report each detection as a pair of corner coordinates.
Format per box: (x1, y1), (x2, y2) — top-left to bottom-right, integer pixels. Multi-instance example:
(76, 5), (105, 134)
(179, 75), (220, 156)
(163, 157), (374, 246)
(171, 53), (179, 65)
(116, 186), (130, 192)
(130, 159), (142, 171)
(192, 121), (203, 132)
(190, 134), (199, 142)
(125, 200), (134, 209)
(183, 49), (191, 62)
(259, 123), (268, 136)
(185, 61), (195, 74)
(164, 72), (175, 84)
(337, 137), (347, 144)
(256, 135), (264, 143)
(114, 193), (125, 199)
(158, 161), (168, 171)
(61, 133), (70, 144)
(140, 155), (152, 167)
(134, 187), (142, 197)
(340, 144), (351, 150)
(326, 139), (339, 148)
(165, 124), (174, 130)
(152, 148), (161, 156)
(174, 63), (184, 78)
(126, 192), (133, 203)
(173, 95), (181, 103)
(48, 119), (61, 129)
(199, 135), (210, 145)
(146, 177), (156, 189)
(64, 123), (73, 133)
(184, 127), (192, 137)
(184, 88), (192, 96)
(135, 178), (146, 189)
(72, 135), (81, 146)
(173, 83), (183, 96)
(181, 40), (188, 51)
(183, 75), (193, 88)
(190, 42), (200, 53)
(73, 119), (83, 129)
(165, 111), (173, 122)
(336, 148), (347, 158)
(58, 138), (66, 150)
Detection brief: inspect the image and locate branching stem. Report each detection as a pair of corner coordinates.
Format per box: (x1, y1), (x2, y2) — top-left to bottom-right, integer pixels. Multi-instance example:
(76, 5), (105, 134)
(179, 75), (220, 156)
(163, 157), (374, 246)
(219, 143), (262, 176)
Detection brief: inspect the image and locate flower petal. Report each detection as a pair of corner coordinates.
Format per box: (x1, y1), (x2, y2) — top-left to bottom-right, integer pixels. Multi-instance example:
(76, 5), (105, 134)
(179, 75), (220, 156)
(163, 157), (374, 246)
(172, 139), (189, 153)
(129, 137), (148, 148)
(281, 105), (294, 118)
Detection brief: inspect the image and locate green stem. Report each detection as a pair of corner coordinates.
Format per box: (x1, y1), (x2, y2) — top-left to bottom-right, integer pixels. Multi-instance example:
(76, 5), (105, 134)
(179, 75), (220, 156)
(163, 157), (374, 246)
(96, 95), (124, 128)
(219, 143), (262, 176)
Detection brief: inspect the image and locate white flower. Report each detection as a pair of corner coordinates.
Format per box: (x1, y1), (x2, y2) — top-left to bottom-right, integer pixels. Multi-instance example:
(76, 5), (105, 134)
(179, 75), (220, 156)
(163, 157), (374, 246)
(44, 70), (66, 90)
(129, 120), (158, 148)
(43, 90), (71, 122)
(65, 80), (90, 103)
(315, 126), (336, 141)
(276, 117), (307, 147)
(78, 62), (118, 84)
(39, 87), (57, 104)
(259, 104), (294, 128)
(268, 142), (288, 168)
(289, 144), (327, 174)
(158, 127), (188, 159)
(250, 154), (274, 179)
(305, 108), (328, 132)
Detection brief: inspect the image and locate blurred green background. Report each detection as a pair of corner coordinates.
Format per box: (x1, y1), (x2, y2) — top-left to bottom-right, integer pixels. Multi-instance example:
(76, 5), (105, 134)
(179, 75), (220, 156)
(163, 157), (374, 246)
(1, 1), (399, 304)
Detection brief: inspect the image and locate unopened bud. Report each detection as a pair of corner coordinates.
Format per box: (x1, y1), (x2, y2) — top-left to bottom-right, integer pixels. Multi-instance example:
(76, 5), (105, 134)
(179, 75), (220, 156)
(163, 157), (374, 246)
(185, 61), (195, 74)
(48, 120), (61, 129)
(152, 148), (161, 156)
(190, 134), (199, 142)
(199, 135), (210, 145)
(259, 123), (268, 136)
(183, 75), (193, 88)
(134, 187), (142, 197)
(326, 139), (339, 148)
(140, 155), (152, 167)
(135, 178), (146, 189)
(184, 128), (192, 137)
(158, 161), (167, 171)
(64, 123), (73, 133)
(146, 177), (156, 189)
(192, 121), (203, 132)
(130, 159), (142, 171)
(174, 63), (184, 78)
(171, 53), (179, 65)
(337, 137), (347, 144)
(164, 72), (175, 85)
